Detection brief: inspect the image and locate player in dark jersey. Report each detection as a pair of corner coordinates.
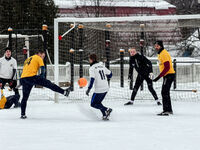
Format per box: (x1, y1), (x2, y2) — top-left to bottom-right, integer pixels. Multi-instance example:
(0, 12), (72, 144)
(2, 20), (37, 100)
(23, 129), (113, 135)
(124, 48), (161, 106)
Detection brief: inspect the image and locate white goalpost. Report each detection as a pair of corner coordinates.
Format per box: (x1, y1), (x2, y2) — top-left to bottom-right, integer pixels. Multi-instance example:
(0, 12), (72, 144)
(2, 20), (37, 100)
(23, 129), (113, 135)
(54, 14), (200, 103)
(0, 34), (43, 58)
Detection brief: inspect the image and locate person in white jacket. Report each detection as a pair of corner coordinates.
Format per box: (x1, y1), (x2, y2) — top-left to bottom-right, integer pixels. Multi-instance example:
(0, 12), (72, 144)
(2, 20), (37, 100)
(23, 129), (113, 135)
(0, 47), (18, 95)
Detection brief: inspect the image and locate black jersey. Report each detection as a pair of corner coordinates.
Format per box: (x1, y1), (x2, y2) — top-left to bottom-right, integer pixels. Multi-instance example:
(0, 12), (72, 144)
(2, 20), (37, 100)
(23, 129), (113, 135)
(129, 53), (153, 77)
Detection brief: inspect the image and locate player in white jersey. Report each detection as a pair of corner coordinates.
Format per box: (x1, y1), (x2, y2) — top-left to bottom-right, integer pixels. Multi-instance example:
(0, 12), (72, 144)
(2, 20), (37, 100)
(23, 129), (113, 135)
(86, 54), (113, 120)
(0, 47), (19, 95)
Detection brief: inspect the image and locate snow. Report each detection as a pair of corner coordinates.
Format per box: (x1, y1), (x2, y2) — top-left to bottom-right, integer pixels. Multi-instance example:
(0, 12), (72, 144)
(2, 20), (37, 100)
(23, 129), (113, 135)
(54, 0), (175, 9)
(1, 100), (200, 150)
(188, 29), (200, 48)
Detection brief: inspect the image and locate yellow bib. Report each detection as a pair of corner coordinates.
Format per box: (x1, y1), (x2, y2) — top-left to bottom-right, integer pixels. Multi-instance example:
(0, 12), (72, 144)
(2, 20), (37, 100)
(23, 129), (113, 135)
(158, 49), (175, 76)
(21, 55), (44, 78)
(0, 89), (7, 109)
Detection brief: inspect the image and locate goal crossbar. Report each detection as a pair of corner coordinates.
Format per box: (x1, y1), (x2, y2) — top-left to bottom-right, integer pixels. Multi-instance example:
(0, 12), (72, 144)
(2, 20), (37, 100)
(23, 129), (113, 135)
(55, 14), (200, 23)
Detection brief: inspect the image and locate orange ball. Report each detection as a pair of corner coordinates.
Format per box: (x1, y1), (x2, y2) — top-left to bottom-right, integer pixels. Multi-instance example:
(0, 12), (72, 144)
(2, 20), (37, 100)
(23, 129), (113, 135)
(78, 78), (88, 88)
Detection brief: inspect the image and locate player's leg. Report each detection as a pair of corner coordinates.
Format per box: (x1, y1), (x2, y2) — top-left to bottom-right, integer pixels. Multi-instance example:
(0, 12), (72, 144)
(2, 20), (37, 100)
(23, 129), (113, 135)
(124, 75), (143, 105)
(158, 74), (174, 116)
(91, 93), (108, 117)
(96, 92), (112, 119)
(33, 76), (70, 96)
(20, 78), (33, 118)
(4, 94), (20, 109)
(145, 77), (161, 105)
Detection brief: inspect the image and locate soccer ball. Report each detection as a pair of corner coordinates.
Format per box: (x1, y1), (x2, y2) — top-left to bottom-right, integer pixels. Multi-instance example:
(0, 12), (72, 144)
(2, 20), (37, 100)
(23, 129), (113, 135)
(78, 78), (88, 88)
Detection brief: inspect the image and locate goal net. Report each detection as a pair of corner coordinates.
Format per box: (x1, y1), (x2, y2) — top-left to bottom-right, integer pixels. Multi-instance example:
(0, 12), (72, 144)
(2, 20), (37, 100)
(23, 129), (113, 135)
(52, 15), (200, 103)
(0, 33), (54, 99)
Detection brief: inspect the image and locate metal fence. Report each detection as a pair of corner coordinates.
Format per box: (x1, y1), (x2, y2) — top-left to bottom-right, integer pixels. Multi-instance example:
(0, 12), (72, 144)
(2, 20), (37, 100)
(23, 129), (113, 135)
(14, 59), (200, 102)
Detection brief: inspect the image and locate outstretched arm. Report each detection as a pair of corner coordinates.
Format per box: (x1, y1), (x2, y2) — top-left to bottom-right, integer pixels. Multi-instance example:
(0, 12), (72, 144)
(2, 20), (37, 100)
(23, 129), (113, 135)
(153, 61), (170, 82)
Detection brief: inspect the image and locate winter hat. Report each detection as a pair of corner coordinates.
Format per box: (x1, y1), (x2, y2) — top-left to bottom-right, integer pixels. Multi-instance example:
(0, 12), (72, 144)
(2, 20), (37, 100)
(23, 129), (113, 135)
(155, 40), (164, 50)
(4, 47), (11, 52)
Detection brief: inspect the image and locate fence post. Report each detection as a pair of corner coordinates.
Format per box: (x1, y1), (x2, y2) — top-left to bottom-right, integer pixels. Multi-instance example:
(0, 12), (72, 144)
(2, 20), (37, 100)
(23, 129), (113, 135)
(42, 24), (48, 79)
(120, 49), (125, 88)
(70, 49), (74, 91)
(78, 24), (84, 78)
(173, 59), (177, 89)
(15, 32), (18, 62)
(79, 49), (83, 78)
(8, 27), (13, 50)
(105, 24), (111, 69)
(105, 39), (110, 70)
(192, 63), (196, 82)
(70, 24), (75, 51)
(128, 49), (133, 90)
(140, 24), (145, 91)
(105, 24), (111, 84)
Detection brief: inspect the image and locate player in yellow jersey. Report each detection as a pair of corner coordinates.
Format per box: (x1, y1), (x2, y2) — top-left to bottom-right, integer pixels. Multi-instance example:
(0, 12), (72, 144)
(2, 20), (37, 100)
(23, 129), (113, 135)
(20, 50), (71, 119)
(153, 41), (175, 116)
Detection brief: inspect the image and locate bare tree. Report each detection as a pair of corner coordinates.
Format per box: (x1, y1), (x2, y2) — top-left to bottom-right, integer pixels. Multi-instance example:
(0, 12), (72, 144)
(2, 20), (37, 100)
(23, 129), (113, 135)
(72, 0), (116, 17)
(166, 0), (200, 14)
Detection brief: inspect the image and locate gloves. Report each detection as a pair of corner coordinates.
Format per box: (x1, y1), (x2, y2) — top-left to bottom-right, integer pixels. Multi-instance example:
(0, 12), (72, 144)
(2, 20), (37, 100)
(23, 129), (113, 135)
(86, 88), (91, 96)
(153, 76), (161, 82)
(9, 80), (17, 89)
(149, 73), (154, 80)
(9, 80), (14, 87)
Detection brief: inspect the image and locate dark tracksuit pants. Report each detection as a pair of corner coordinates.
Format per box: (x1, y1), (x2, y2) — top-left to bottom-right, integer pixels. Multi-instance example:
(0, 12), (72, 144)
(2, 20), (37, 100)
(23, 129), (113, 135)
(4, 94), (20, 109)
(0, 78), (19, 95)
(162, 74), (175, 112)
(131, 75), (158, 101)
(20, 76), (65, 115)
(91, 92), (108, 116)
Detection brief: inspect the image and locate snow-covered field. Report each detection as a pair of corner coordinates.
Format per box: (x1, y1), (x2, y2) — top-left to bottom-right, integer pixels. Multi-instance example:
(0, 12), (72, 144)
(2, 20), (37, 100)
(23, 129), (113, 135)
(1, 100), (200, 150)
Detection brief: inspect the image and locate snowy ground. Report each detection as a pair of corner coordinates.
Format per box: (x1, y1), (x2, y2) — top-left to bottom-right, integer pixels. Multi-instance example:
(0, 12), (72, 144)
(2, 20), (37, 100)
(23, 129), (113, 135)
(0, 100), (200, 150)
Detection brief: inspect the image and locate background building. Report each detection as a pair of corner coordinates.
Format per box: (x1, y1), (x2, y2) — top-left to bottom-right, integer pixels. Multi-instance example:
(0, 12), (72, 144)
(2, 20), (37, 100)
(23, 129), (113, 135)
(54, 0), (176, 17)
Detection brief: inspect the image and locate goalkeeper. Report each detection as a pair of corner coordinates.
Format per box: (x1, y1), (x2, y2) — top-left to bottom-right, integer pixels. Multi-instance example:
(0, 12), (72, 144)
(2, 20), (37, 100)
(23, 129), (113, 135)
(124, 48), (161, 106)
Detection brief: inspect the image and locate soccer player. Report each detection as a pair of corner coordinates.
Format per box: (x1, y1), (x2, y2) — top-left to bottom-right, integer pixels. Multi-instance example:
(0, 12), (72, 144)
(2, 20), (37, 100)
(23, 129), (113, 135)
(20, 50), (71, 119)
(0, 79), (20, 109)
(153, 40), (175, 116)
(86, 54), (113, 120)
(0, 47), (19, 95)
(124, 48), (161, 106)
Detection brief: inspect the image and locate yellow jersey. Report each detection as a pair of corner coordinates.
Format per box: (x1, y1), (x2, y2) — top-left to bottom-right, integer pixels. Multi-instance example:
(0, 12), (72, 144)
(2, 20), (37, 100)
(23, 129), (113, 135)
(158, 49), (175, 76)
(0, 89), (7, 109)
(21, 55), (44, 78)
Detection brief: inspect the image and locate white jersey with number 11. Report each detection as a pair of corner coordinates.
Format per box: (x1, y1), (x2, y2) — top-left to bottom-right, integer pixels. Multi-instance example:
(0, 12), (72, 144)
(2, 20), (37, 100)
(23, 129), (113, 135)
(89, 62), (111, 93)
